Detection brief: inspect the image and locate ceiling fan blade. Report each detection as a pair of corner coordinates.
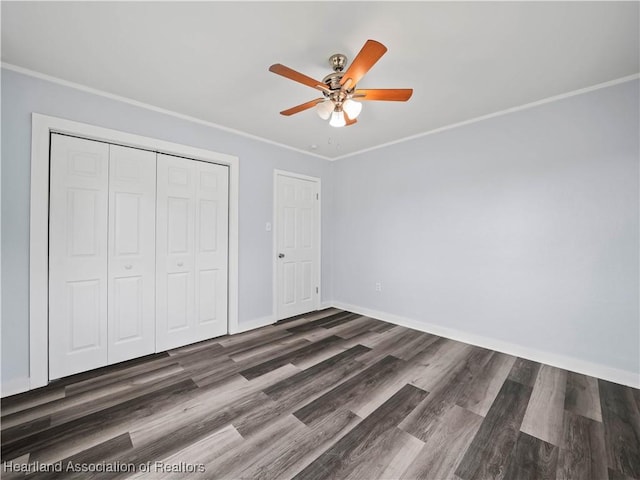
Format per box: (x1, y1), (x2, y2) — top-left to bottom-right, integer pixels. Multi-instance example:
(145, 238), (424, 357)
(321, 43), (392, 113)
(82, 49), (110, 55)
(280, 98), (324, 116)
(269, 64), (329, 93)
(344, 112), (358, 126)
(352, 88), (413, 101)
(339, 40), (388, 90)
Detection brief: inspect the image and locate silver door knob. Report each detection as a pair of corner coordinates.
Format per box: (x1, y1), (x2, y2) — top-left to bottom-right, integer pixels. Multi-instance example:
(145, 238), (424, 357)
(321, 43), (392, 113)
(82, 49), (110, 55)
(124, 264), (133, 270)
(278, 253), (285, 258)
(177, 261), (184, 267)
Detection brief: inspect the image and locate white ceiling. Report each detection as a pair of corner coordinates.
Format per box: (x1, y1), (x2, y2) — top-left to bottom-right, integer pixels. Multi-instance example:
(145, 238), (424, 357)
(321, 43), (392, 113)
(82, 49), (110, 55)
(2, 2), (638, 160)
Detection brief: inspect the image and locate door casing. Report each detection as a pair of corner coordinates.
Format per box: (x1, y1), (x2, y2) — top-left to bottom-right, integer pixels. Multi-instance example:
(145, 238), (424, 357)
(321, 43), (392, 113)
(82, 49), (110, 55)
(29, 113), (239, 390)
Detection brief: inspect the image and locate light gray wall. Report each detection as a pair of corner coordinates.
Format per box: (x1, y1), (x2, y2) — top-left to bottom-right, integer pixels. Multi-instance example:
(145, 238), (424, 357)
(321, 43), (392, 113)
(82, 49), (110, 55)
(3, 67), (638, 386)
(1, 68), (333, 383)
(332, 80), (639, 375)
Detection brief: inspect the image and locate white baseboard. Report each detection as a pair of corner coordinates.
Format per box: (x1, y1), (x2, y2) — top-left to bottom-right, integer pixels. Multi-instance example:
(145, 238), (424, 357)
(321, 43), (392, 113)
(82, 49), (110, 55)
(234, 306), (336, 336)
(1, 377), (31, 398)
(234, 315), (275, 334)
(332, 301), (640, 389)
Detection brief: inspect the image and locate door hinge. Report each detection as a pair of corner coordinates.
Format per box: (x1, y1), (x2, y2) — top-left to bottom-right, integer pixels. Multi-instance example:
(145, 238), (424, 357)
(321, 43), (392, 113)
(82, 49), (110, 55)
(316, 193), (319, 200)
(316, 287), (319, 294)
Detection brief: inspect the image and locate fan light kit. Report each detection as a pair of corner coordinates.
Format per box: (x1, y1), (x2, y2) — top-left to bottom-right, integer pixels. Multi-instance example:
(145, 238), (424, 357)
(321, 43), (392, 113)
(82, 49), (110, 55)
(269, 40), (413, 128)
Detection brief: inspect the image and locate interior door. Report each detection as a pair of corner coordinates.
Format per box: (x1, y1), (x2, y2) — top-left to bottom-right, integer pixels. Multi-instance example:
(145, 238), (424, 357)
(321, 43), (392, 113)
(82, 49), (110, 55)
(49, 134), (109, 379)
(275, 173), (320, 320)
(156, 154), (229, 351)
(107, 145), (157, 364)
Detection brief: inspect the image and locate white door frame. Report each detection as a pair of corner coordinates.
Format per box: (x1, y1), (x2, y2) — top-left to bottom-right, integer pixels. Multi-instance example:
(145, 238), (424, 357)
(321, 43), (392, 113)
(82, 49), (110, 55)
(272, 169), (321, 321)
(29, 113), (240, 390)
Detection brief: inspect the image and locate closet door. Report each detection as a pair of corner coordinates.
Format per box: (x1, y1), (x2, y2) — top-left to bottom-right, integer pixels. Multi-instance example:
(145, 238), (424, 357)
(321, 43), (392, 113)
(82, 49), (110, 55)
(49, 135), (109, 379)
(107, 145), (157, 364)
(156, 154), (228, 351)
(193, 160), (229, 342)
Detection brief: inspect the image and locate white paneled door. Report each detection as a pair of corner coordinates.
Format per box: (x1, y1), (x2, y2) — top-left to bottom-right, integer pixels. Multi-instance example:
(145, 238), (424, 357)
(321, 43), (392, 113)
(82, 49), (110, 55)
(49, 135), (110, 379)
(156, 154), (229, 351)
(275, 173), (320, 320)
(107, 145), (157, 364)
(50, 137), (229, 379)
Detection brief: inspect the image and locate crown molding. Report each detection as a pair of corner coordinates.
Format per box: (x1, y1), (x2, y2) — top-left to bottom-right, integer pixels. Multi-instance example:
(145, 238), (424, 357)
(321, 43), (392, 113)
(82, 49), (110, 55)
(330, 73), (640, 161)
(4, 63), (637, 162)
(1, 62), (332, 161)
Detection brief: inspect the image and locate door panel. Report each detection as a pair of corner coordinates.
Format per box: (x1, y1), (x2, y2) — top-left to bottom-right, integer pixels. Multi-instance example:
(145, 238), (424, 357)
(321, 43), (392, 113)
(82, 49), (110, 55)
(283, 262), (296, 305)
(49, 134), (109, 379)
(276, 174), (320, 319)
(68, 279), (102, 351)
(157, 156), (195, 350)
(194, 161), (228, 338)
(113, 192), (141, 255)
(67, 188), (101, 256)
(198, 200), (218, 251)
(156, 154), (228, 351)
(107, 144), (156, 364)
(112, 276), (143, 341)
(198, 269), (218, 323)
(167, 197), (190, 253)
(283, 207), (296, 248)
(300, 208), (313, 247)
(302, 261), (313, 300)
(167, 272), (190, 331)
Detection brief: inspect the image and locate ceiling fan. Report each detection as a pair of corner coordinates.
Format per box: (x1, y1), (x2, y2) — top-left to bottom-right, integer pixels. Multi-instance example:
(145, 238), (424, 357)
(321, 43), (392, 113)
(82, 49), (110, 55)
(269, 39), (413, 128)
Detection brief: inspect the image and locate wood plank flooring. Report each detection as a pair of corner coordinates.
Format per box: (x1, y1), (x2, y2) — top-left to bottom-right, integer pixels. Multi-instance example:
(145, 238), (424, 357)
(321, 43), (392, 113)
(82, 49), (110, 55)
(1, 309), (639, 479)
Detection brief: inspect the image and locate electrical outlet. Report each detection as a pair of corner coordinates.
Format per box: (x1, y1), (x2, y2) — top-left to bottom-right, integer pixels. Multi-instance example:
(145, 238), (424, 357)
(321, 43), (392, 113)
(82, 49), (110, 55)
(375, 282), (382, 292)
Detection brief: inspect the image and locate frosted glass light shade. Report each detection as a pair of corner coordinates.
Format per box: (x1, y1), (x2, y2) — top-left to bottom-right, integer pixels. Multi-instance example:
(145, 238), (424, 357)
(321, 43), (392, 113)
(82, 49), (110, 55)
(316, 100), (334, 120)
(329, 110), (346, 127)
(343, 99), (362, 119)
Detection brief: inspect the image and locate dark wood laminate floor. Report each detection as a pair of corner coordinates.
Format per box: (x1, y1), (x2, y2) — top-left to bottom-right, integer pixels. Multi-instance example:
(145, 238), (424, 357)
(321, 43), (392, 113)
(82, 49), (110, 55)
(2, 309), (639, 479)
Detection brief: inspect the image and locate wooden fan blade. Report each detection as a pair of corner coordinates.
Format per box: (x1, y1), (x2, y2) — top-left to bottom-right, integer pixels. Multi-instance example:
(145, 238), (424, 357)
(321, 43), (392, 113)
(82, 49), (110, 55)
(339, 40), (388, 89)
(353, 89), (413, 101)
(344, 112), (357, 126)
(280, 98), (324, 116)
(269, 64), (328, 92)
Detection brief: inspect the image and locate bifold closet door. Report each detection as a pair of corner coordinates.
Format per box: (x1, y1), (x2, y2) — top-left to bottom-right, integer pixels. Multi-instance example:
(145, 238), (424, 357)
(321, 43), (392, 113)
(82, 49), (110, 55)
(49, 135), (109, 379)
(50, 136), (157, 379)
(156, 154), (229, 351)
(107, 145), (156, 364)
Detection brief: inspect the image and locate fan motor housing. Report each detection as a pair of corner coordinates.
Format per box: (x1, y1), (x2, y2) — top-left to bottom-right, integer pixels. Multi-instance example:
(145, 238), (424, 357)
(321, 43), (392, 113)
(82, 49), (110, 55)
(322, 72), (344, 90)
(323, 53), (356, 98)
